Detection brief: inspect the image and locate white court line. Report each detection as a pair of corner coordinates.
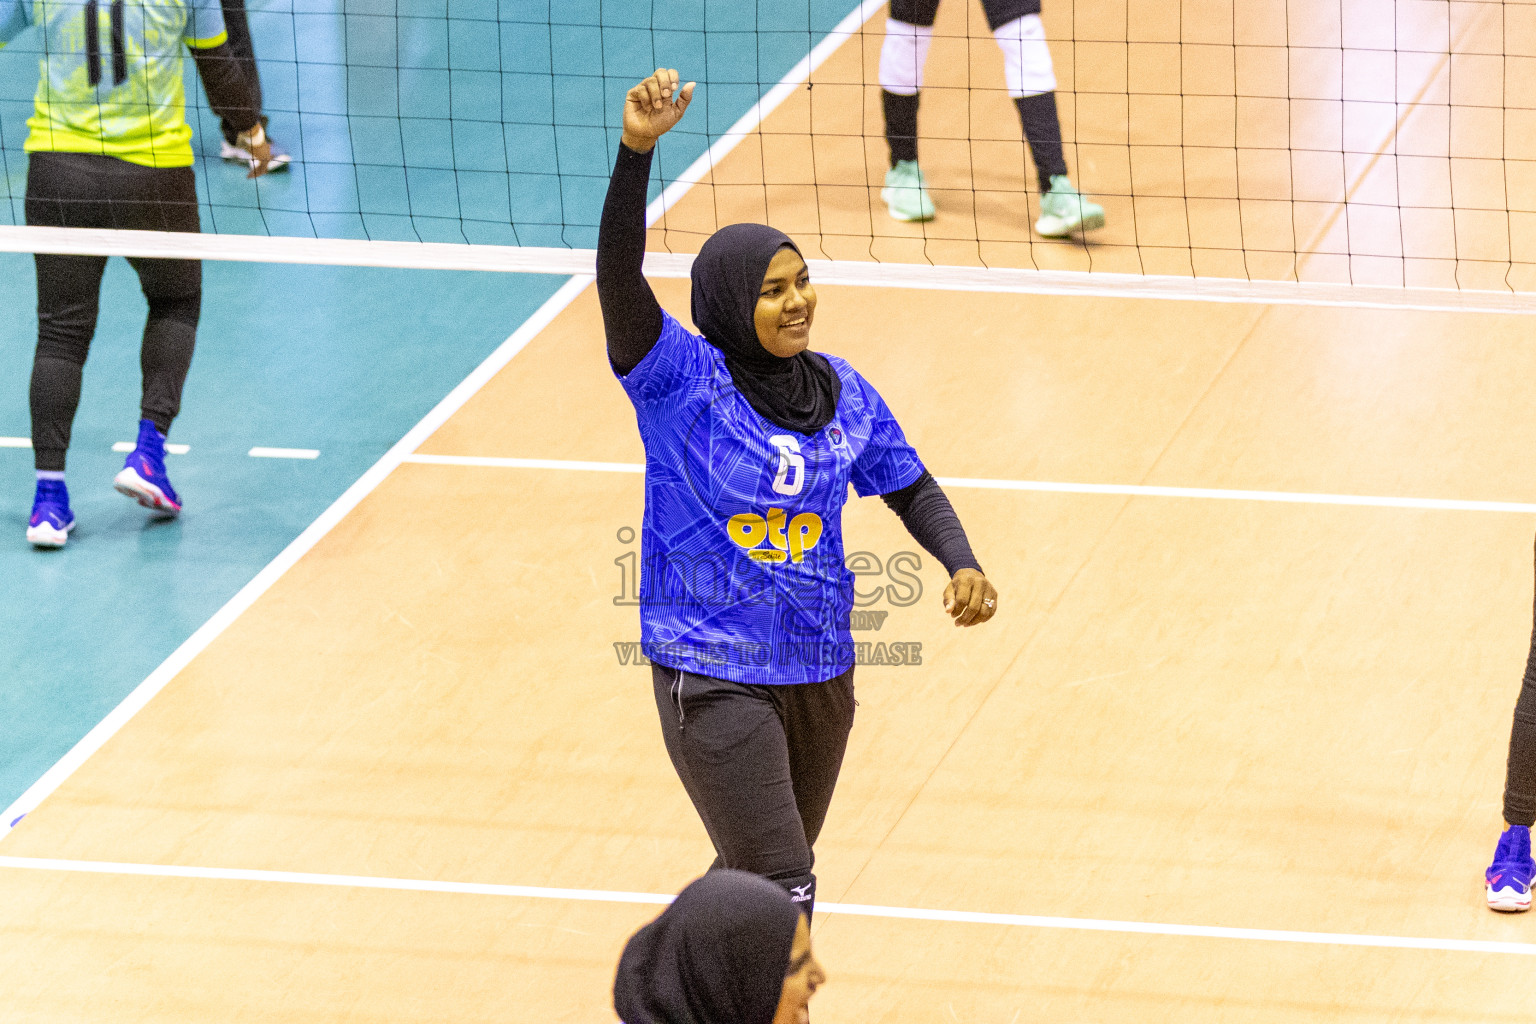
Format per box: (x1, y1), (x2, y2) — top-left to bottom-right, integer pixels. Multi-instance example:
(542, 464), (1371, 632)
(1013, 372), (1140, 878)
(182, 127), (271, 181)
(7, 227), (1536, 316)
(0, 273), (592, 838)
(0, 855), (1531, 958)
(9, 440), (321, 458)
(112, 441), (190, 455)
(0, 4), (885, 841)
(404, 453), (644, 474)
(399, 455), (1536, 515)
(249, 447), (321, 460)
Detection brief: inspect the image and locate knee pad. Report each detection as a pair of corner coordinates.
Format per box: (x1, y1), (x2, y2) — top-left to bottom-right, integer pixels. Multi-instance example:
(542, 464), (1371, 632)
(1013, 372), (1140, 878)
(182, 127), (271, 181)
(994, 14), (1057, 98)
(879, 18), (935, 95)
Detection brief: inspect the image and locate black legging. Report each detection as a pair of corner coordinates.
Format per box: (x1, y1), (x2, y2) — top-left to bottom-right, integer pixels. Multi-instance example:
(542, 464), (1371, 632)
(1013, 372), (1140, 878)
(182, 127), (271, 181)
(218, 0), (265, 145)
(1504, 531), (1536, 826)
(652, 663), (856, 919)
(891, 0), (1041, 29)
(25, 152), (202, 473)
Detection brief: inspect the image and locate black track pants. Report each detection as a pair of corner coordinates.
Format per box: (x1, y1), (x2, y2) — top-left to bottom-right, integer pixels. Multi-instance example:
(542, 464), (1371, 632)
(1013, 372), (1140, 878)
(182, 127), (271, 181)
(25, 152), (202, 472)
(1504, 531), (1536, 826)
(652, 663), (856, 919)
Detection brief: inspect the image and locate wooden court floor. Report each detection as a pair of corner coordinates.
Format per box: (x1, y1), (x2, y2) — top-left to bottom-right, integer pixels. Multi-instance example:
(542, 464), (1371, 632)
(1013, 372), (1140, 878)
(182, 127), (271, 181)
(3, 273), (1536, 1021)
(8, 2), (1536, 1020)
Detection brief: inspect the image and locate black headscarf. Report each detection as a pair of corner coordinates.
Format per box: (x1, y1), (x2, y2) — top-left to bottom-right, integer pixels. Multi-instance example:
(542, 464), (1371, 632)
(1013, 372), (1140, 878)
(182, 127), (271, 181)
(690, 223), (841, 435)
(613, 871), (802, 1024)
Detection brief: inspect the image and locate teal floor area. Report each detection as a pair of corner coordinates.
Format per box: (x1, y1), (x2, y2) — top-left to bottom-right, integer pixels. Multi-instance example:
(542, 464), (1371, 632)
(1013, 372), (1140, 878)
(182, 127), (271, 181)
(0, 0), (864, 246)
(0, 256), (567, 813)
(0, 3), (865, 817)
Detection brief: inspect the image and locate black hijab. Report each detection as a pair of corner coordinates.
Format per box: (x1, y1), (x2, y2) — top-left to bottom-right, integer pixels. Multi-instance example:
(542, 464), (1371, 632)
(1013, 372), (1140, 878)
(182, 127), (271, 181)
(613, 871), (802, 1024)
(690, 223), (841, 435)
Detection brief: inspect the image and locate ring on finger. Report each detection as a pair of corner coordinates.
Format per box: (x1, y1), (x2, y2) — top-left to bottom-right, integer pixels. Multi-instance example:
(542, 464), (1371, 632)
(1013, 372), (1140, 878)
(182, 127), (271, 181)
(983, 598), (995, 608)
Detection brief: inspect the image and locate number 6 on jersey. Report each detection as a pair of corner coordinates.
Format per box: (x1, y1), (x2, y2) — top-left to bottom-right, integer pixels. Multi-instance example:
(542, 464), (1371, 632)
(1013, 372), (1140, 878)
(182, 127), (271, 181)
(769, 435), (805, 496)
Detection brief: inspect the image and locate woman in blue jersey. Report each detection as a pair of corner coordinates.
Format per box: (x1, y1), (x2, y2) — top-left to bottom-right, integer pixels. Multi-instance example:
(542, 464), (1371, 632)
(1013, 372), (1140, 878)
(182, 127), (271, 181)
(599, 69), (998, 917)
(0, 0), (270, 547)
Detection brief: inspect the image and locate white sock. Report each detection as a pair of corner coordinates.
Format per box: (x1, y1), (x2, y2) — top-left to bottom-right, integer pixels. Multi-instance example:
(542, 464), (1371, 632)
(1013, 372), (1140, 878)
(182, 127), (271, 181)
(36, 470), (65, 482)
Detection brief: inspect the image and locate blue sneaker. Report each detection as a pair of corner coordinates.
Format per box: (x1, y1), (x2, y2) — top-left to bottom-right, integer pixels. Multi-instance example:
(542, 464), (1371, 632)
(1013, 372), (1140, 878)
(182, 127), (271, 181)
(27, 479), (75, 548)
(113, 419), (182, 516)
(1486, 825), (1534, 912)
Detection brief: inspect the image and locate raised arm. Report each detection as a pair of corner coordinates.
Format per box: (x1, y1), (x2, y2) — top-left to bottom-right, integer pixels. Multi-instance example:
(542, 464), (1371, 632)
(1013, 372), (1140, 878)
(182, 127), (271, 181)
(882, 472), (998, 627)
(599, 69), (694, 375)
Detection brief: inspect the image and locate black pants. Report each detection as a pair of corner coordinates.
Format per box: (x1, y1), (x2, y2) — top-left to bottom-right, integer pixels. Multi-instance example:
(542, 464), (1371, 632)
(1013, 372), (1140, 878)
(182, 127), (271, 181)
(25, 153), (202, 472)
(652, 663), (856, 918)
(1504, 532), (1536, 826)
(219, 0), (265, 146)
(891, 0), (1042, 29)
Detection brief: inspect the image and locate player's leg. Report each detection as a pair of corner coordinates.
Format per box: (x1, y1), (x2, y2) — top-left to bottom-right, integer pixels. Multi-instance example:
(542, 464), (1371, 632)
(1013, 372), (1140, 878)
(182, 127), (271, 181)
(984, 0), (1105, 237)
(112, 165), (203, 516)
(217, 0), (291, 170)
(878, 0), (940, 221)
(777, 666), (856, 852)
(651, 665), (821, 918)
(1489, 533), (1536, 911)
(23, 153), (117, 548)
(26, 253), (106, 547)
(116, 256), (200, 515)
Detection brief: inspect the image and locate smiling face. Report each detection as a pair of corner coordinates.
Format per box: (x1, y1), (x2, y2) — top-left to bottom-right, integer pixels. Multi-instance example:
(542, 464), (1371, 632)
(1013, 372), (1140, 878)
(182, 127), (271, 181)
(770, 915), (825, 1024)
(754, 247), (816, 357)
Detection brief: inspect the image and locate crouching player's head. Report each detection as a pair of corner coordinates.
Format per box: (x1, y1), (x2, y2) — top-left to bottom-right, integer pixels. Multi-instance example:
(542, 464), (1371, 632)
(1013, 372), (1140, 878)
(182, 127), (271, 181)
(614, 870), (826, 1024)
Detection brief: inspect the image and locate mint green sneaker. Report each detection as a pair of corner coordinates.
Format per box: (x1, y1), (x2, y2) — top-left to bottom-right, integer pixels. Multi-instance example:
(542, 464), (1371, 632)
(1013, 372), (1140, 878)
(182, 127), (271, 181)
(881, 159), (936, 222)
(1034, 175), (1105, 237)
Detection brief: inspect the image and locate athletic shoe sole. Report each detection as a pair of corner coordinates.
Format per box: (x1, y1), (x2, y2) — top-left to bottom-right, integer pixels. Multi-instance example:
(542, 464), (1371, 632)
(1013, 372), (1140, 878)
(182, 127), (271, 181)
(26, 518), (74, 548)
(880, 188), (935, 222)
(114, 466), (181, 516)
(1035, 209), (1107, 238)
(1487, 883), (1532, 912)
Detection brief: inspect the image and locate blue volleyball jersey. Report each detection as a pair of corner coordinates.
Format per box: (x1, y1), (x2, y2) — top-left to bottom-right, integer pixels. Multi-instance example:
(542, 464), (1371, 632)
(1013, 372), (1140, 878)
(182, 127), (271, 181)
(619, 311), (925, 685)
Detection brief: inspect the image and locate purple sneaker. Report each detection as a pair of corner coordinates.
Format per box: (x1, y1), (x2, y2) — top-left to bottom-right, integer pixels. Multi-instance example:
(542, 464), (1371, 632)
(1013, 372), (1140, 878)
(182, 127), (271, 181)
(27, 478), (75, 548)
(113, 419), (182, 516)
(1486, 825), (1534, 912)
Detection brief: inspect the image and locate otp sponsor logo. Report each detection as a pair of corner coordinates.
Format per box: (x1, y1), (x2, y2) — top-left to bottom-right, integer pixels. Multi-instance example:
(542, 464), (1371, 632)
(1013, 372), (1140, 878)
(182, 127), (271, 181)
(727, 508), (824, 563)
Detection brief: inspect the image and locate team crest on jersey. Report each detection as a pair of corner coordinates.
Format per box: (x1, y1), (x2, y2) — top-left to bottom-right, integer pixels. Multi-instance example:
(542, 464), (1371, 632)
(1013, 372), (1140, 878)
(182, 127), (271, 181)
(827, 425), (845, 447)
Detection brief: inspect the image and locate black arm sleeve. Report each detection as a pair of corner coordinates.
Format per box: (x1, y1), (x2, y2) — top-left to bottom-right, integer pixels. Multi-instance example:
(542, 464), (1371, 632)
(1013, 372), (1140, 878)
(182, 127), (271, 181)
(881, 471), (983, 577)
(191, 43), (260, 134)
(597, 144), (664, 375)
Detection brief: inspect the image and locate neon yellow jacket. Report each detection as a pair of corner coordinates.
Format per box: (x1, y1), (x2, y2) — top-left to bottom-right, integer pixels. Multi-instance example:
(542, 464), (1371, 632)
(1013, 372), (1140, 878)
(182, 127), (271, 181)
(0, 0), (229, 167)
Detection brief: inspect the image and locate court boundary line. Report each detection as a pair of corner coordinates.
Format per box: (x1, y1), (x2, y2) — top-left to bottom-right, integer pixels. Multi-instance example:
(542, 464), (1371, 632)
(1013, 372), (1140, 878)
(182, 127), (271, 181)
(0, 854), (1530, 957)
(6, 226), (1536, 315)
(400, 455), (1536, 514)
(0, 274), (593, 838)
(0, 0), (886, 841)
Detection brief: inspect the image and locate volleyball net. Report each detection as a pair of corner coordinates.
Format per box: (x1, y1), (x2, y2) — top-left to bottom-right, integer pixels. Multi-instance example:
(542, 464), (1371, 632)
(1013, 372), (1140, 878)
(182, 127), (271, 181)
(1, 0), (1533, 301)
